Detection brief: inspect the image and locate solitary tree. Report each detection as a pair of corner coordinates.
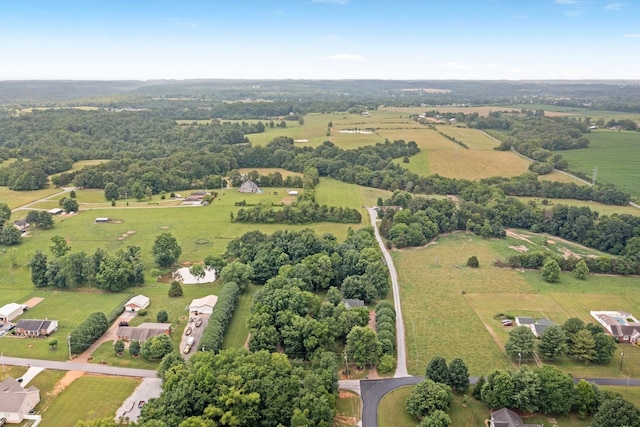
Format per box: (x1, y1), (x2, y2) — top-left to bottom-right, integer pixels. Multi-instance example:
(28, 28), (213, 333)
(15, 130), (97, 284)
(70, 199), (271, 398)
(104, 182), (119, 201)
(168, 280), (183, 297)
(189, 264), (206, 282)
(573, 259), (590, 280)
(541, 259), (561, 283)
(152, 232), (182, 268)
(129, 340), (141, 357)
(114, 340), (125, 354)
(48, 338), (58, 350)
(157, 309), (169, 323)
(50, 235), (71, 258)
(504, 326), (536, 362)
(141, 335), (173, 360)
(538, 325), (567, 360)
(447, 358), (470, 392)
(419, 409), (451, 427)
(466, 256), (479, 268)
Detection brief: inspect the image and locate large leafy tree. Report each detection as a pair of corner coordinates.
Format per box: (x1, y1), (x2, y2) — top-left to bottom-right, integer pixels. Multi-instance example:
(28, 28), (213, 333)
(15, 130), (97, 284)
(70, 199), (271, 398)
(0, 224), (22, 245)
(152, 232), (182, 268)
(50, 235), (71, 257)
(536, 365), (574, 415)
(510, 367), (541, 413)
(219, 261), (254, 290)
(345, 326), (381, 368)
(141, 335), (174, 360)
(593, 332), (617, 365)
(425, 356), (449, 385)
(481, 370), (513, 409)
(573, 259), (590, 279)
(541, 258), (561, 282)
(29, 250), (49, 287)
(504, 326), (536, 362)
(447, 358), (470, 392)
(538, 325), (567, 360)
(405, 379), (453, 420)
(573, 379), (599, 416)
(419, 409), (451, 427)
(592, 397), (640, 427)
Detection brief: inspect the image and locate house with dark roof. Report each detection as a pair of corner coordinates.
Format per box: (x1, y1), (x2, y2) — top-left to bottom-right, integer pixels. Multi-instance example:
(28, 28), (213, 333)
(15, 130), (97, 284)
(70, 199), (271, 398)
(591, 310), (640, 343)
(15, 319), (58, 337)
(116, 323), (171, 342)
(515, 317), (555, 337)
(13, 219), (29, 232)
(489, 408), (543, 427)
(0, 377), (40, 423)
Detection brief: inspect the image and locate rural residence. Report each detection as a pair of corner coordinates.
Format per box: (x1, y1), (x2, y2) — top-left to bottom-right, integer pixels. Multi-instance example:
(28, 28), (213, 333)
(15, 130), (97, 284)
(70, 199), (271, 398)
(0, 377), (40, 424)
(125, 295), (150, 312)
(13, 220), (29, 232)
(514, 317), (555, 337)
(342, 299), (365, 309)
(488, 408), (542, 427)
(591, 310), (640, 344)
(188, 295), (218, 315)
(238, 180), (261, 194)
(15, 319), (58, 337)
(116, 322), (171, 342)
(0, 303), (26, 323)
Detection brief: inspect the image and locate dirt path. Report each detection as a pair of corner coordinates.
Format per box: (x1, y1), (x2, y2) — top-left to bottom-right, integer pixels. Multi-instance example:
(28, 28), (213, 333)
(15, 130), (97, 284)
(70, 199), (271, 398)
(53, 370), (84, 395)
(23, 297), (45, 309)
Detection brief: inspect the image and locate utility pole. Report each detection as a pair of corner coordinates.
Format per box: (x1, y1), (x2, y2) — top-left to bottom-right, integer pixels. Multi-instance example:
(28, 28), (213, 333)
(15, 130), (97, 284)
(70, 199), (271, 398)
(343, 351), (349, 379)
(592, 166), (598, 186)
(620, 351), (625, 372)
(67, 334), (72, 360)
(518, 352), (522, 368)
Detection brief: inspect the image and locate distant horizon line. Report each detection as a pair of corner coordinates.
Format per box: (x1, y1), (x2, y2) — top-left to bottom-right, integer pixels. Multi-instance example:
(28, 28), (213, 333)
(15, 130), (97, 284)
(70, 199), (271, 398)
(1, 78), (640, 83)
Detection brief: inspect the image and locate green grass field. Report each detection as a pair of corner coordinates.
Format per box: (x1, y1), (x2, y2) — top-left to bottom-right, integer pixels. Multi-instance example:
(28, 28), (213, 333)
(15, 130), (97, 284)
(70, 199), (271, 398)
(334, 390), (361, 426)
(394, 230), (640, 377)
(515, 196), (640, 217)
(223, 283), (258, 349)
(559, 130), (640, 198)
(39, 375), (140, 427)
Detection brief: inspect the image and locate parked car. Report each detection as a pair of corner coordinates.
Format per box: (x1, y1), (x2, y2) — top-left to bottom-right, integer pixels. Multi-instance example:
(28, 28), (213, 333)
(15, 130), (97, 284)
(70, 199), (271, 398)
(195, 318), (203, 327)
(185, 327), (193, 336)
(183, 344), (192, 354)
(119, 321), (129, 327)
(138, 401), (145, 409)
(502, 320), (513, 327)
(0, 416), (6, 426)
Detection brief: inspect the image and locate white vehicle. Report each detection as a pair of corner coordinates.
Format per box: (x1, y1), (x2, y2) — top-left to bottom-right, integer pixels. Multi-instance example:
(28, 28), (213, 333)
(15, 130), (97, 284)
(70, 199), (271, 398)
(187, 337), (195, 346)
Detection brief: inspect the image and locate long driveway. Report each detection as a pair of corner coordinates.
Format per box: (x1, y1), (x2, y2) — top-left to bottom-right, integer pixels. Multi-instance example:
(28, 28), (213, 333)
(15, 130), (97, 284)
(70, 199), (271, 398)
(367, 207), (408, 378)
(0, 355), (157, 378)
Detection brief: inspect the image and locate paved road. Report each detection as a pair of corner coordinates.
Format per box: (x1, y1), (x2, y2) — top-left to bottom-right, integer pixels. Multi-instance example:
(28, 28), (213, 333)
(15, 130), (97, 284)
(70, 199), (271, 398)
(367, 207), (408, 378)
(1, 355), (157, 378)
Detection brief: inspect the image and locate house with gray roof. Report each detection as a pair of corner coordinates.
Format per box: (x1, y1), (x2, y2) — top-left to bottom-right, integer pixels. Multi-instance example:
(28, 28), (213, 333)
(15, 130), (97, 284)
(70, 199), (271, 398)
(342, 299), (365, 309)
(0, 377), (40, 424)
(15, 319), (58, 337)
(238, 180), (261, 194)
(489, 408), (542, 427)
(117, 323), (171, 342)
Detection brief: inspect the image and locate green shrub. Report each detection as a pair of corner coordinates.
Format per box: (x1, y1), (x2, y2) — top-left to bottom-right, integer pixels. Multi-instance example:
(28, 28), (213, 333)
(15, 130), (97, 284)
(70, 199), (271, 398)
(377, 354), (397, 374)
(376, 307), (396, 323)
(69, 312), (108, 355)
(137, 309), (148, 316)
(199, 281), (240, 352)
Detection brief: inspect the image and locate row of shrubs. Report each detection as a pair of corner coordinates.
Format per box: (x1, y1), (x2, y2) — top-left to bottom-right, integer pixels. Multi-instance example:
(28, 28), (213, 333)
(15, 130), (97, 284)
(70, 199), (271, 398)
(375, 301), (397, 375)
(437, 130), (469, 149)
(199, 281), (240, 353)
(69, 312), (108, 355)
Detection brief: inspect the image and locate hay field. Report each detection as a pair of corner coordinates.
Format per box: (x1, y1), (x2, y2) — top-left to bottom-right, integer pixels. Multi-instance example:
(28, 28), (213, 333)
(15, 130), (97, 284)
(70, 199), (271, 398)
(380, 105), (576, 117)
(237, 167), (302, 178)
(516, 196), (640, 216)
(560, 130), (640, 198)
(1, 186), (63, 210)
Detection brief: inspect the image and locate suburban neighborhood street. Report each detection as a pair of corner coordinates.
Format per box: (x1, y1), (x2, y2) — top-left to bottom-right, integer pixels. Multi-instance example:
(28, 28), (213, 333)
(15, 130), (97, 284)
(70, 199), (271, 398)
(367, 207), (409, 378)
(1, 355), (157, 378)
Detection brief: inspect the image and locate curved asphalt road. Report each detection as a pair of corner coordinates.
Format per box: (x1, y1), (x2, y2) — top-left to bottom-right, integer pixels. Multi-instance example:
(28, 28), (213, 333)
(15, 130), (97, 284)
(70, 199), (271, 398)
(367, 207), (408, 378)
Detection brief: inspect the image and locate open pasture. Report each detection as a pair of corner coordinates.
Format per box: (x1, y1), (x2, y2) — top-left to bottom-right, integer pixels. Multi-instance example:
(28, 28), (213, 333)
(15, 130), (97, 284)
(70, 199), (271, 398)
(394, 230), (635, 376)
(1, 185), (63, 210)
(39, 374), (140, 427)
(379, 105), (576, 118)
(559, 130), (640, 198)
(516, 196), (640, 216)
(237, 167), (302, 178)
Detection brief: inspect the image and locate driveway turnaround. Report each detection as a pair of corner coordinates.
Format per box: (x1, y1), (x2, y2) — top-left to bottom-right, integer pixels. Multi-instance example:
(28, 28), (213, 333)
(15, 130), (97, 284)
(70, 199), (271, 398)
(115, 377), (163, 422)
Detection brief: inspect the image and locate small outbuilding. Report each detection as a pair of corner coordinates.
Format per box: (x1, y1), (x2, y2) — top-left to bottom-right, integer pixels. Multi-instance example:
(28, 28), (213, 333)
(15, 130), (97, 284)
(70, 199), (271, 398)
(342, 299), (365, 309)
(47, 208), (64, 215)
(0, 303), (26, 322)
(489, 408), (542, 427)
(95, 217), (109, 223)
(13, 220), (29, 232)
(125, 295), (150, 312)
(288, 190), (299, 196)
(15, 319), (58, 337)
(188, 295), (218, 315)
(0, 377), (40, 424)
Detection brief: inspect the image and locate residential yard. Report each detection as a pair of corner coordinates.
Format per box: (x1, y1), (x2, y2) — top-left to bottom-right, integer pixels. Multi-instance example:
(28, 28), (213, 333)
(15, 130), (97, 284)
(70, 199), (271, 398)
(334, 390), (361, 427)
(39, 375), (140, 427)
(223, 284), (258, 349)
(0, 185), (63, 210)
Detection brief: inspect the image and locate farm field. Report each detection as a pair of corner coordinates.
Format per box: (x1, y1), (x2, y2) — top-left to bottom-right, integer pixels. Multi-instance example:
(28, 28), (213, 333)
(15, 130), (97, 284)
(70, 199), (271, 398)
(1, 185), (63, 210)
(39, 374), (140, 427)
(237, 167), (302, 178)
(516, 196), (640, 217)
(559, 130), (640, 198)
(379, 105), (577, 118)
(393, 230), (636, 377)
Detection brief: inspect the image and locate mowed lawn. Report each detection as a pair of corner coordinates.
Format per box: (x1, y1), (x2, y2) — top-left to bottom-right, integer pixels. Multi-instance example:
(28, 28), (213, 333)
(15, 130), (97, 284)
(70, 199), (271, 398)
(515, 197), (640, 217)
(1, 185), (63, 210)
(39, 375), (140, 427)
(560, 130), (640, 198)
(394, 232), (529, 375)
(223, 283), (258, 349)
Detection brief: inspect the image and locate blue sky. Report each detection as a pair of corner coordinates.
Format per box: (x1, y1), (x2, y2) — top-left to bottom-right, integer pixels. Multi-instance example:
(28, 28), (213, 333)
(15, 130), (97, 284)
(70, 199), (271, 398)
(1, 0), (639, 80)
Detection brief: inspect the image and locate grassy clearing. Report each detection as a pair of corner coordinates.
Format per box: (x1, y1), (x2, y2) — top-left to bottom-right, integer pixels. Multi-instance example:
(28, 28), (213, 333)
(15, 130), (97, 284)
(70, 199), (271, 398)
(223, 284), (258, 349)
(88, 341), (160, 369)
(560, 130), (640, 198)
(237, 167), (303, 178)
(39, 375), (140, 427)
(379, 105), (577, 117)
(515, 197), (640, 216)
(1, 186), (63, 210)
(27, 369), (67, 414)
(377, 386), (417, 427)
(395, 230), (630, 376)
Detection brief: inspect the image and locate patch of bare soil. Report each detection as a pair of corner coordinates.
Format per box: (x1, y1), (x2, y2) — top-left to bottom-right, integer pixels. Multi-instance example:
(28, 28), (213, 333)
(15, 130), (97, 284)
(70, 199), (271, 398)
(23, 297), (45, 309)
(547, 239), (556, 245)
(53, 371), (84, 395)
(281, 196), (295, 205)
(506, 229), (536, 245)
(509, 245), (528, 253)
(368, 311), (376, 331)
(558, 246), (580, 260)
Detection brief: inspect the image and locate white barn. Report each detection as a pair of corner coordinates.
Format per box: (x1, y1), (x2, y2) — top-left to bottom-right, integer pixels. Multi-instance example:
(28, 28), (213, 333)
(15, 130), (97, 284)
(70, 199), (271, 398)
(0, 303), (25, 322)
(125, 295), (150, 312)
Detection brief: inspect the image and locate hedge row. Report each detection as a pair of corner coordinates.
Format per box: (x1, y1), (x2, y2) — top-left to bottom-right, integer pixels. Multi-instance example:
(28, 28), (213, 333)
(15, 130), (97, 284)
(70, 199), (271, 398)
(69, 312), (108, 355)
(500, 252), (640, 275)
(375, 301), (396, 356)
(199, 281), (240, 353)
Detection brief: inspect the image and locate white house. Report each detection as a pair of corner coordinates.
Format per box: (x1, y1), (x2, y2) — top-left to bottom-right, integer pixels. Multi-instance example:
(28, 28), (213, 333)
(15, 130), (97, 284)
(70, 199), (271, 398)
(125, 295), (150, 312)
(188, 295), (218, 315)
(0, 303), (26, 322)
(0, 377), (40, 424)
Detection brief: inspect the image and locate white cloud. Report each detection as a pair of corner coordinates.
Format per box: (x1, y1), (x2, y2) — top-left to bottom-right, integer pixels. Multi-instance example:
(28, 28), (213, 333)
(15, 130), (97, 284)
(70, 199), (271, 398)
(324, 54), (366, 61)
(311, 0), (348, 4)
(605, 2), (626, 10)
(623, 33), (640, 38)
